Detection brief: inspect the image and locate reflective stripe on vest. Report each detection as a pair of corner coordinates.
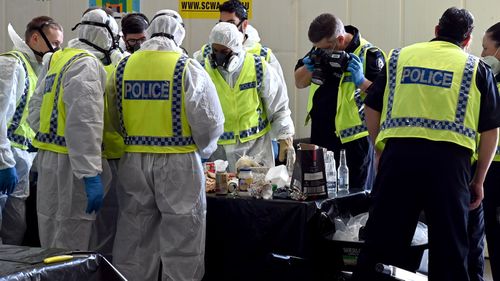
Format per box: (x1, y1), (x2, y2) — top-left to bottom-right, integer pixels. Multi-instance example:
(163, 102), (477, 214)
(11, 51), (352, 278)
(2, 51), (36, 149)
(207, 54), (268, 143)
(102, 63), (125, 159)
(115, 54), (195, 148)
(34, 52), (90, 150)
(377, 45), (478, 151)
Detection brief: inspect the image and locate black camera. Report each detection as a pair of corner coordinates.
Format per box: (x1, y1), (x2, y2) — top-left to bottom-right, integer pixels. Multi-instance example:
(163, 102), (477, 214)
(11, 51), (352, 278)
(310, 49), (351, 85)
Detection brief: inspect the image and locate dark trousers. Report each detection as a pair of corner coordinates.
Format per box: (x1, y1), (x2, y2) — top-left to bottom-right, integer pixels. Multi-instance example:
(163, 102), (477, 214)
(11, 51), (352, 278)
(468, 204), (485, 281)
(483, 162), (500, 280)
(352, 139), (471, 281)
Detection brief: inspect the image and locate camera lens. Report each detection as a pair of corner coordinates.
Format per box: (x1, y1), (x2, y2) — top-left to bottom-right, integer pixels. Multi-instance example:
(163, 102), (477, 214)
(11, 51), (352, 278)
(311, 68), (325, 85)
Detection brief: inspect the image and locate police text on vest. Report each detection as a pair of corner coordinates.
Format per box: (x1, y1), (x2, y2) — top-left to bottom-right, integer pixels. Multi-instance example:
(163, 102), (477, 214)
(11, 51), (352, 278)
(124, 80), (170, 100)
(401, 67), (453, 88)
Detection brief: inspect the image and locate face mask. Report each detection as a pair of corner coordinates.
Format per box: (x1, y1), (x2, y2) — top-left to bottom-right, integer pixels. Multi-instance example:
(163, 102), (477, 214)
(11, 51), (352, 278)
(31, 24), (60, 58)
(482, 47), (500, 75)
(126, 43), (141, 53)
(483, 55), (500, 75)
(211, 51), (238, 72)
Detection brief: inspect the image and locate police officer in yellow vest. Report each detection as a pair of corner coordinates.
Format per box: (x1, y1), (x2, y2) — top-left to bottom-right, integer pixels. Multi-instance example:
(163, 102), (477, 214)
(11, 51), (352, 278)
(0, 17), (63, 245)
(27, 9), (114, 251)
(352, 8), (500, 281)
(193, 0), (287, 99)
(204, 22), (295, 172)
(106, 10), (224, 281)
(294, 13), (385, 191)
(467, 22), (500, 281)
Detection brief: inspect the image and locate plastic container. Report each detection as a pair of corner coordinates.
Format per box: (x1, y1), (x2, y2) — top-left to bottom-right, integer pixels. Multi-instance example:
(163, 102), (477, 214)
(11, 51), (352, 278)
(238, 168), (253, 192)
(215, 160), (229, 195)
(325, 151), (337, 198)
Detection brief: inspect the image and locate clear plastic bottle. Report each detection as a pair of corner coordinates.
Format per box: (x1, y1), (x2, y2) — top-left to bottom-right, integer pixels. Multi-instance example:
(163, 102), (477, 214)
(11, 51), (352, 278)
(325, 151), (337, 198)
(337, 149), (349, 195)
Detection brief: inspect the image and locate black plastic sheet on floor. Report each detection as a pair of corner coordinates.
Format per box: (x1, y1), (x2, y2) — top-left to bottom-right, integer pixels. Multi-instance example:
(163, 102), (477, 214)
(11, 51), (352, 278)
(0, 245), (126, 281)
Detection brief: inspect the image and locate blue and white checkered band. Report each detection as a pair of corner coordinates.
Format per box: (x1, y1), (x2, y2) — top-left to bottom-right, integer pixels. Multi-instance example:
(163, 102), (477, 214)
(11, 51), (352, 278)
(6, 52), (31, 147)
(253, 55), (263, 93)
(339, 89), (367, 139)
(116, 55), (131, 137)
(380, 49), (477, 140)
(35, 53), (89, 146)
(260, 46), (269, 60)
(358, 43), (372, 64)
(203, 44), (212, 58)
(118, 55), (195, 146)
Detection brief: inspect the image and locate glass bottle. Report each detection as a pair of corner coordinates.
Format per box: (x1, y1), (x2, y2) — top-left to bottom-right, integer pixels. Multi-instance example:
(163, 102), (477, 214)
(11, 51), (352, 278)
(337, 149), (349, 195)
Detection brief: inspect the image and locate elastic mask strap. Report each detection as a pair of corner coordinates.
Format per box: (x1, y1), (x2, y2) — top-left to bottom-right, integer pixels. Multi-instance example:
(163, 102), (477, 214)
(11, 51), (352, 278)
(79, 38), (112, 65)
(151, 13), (185, 27)
(72, 19), (118, 49)
(151, 32), (176, 45)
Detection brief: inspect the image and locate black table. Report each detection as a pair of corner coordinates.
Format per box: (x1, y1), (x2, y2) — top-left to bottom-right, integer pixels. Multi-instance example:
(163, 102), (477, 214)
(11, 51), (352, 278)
(203, 192), (371, 281)
(0, 245), (126, 281)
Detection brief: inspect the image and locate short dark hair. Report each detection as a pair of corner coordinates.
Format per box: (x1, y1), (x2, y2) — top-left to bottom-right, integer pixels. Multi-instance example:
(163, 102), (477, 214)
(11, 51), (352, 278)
(121, 13), (149, 35)
(219, 0), (248, 21)
(25, 16), (62, 42)
(308, 13), (343, 44)
(486, 22), (500, 48)
(437, 7), (474, 43)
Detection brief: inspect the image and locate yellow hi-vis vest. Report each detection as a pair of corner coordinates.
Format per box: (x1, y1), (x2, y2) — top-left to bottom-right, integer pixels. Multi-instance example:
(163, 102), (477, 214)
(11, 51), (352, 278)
(103, 63), (125, 159)
(1, 51), (37, 150)
(204, 53), (271, 145)
(115, 50), (197, 153)
(305, 38), (384, 144)
(201, 42), (272, 63)
(376, 41), (481, 152)
(32, 48), (93, 153)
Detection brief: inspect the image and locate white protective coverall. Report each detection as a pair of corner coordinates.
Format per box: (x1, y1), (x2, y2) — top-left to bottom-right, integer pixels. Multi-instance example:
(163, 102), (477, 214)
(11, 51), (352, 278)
(206, 22), (295, 172)
(0, 24), (40, 245)
(27, 9), (113, 251)
(107, 9), (225, 281)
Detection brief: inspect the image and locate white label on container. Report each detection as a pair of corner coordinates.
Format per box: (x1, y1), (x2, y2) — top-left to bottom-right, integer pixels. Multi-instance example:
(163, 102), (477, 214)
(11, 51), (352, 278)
(304, 172), (324, 181)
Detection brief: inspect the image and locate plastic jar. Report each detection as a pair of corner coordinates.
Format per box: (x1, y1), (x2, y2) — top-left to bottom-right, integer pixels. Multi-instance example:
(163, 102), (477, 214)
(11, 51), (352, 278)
(238, 168), (253, 192)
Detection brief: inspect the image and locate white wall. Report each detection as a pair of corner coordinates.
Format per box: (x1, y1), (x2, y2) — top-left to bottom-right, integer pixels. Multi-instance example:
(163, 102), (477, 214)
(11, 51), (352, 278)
(1, 0), (499, 138)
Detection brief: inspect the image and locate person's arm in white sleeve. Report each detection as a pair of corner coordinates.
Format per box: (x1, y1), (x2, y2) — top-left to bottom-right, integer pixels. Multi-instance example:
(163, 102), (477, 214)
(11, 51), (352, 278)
(192, 48), (205, 65)
(267, 52), (287, 88)
(28, 54), (51, 133)
(260, 60), (295, 140)
(0, 56), (21, 169)
(183, 58), (225, 159)
(63, 57), (106, 179)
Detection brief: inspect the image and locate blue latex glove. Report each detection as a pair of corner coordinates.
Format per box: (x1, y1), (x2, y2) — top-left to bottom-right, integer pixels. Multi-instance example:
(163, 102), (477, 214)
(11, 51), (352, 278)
(0, 167), (18, 195)
(83, 175), (104, 214)
(302, 56), (315, 72)
(347, 53), (365, 87)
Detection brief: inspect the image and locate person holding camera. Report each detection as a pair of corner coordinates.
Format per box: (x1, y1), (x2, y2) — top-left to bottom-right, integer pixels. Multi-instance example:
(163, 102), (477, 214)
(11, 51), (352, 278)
(352, 7), (500, 280)
(294, 13), (385, 191)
